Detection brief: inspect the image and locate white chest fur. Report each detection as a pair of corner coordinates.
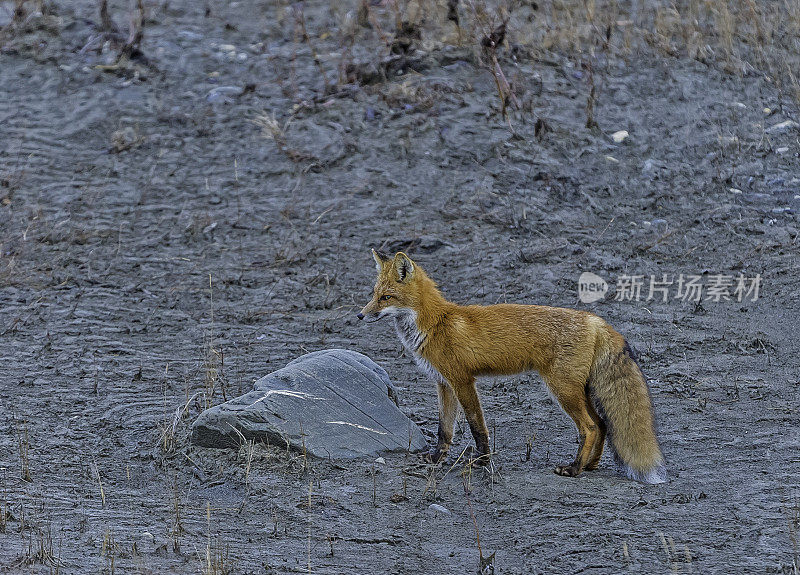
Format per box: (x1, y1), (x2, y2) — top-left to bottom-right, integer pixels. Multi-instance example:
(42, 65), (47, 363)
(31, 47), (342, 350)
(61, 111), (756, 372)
(392, 311), (444, 383)
(392, 310), (424, 352)
(413, 354), (444, 383)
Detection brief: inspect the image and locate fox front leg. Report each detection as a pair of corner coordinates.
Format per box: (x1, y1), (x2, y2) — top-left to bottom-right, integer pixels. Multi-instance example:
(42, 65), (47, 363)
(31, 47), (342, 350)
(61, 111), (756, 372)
(425, 382), (459, 463)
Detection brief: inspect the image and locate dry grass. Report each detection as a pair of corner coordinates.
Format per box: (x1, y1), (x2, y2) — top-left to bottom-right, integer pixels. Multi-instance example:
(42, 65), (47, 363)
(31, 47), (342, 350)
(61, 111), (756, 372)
(101, 528), (117, 574)
(15, 419), (31, 482)
(643, 0), (800, 87)
(787, 496), (800, 575)
(158, 389), (200, 456)
(0, 499), (7, 533)
(171, 473), (184, 553)
(261, 0), (800, 130)
(251, 112), (320, 164)
(659, 532), (694, 573)
(0, 2), (795, 574)
(203, 503), (234, 575)
(203, 539), (233, 575)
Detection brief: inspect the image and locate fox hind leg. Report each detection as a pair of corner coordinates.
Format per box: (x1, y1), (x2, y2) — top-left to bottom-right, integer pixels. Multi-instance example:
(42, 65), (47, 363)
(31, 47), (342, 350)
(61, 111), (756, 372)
(583, 396), (607, 470)
(546, 376), (603, 477)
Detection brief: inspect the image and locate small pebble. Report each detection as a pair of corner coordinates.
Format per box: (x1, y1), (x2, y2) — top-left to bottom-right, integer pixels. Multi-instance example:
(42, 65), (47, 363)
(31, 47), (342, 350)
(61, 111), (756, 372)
(375, 457), (386, 465)
(766, 120), (799, 133)
(743, 193), (772, 203)
(206, 86), (242, 103)
(110, 127), (138, 152)
(178, 30), (203, 41)
(611, 130), (629, 143)
(612, 89), (632, 106)
(776, 147), (789, 154)
(717, 135), (738, 146)
(642, 159), (658, 174)
(427, 503), (451, 516)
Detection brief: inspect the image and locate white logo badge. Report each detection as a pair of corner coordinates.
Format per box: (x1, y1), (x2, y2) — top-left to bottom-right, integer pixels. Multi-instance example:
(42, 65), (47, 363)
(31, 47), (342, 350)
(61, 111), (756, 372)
(578, 272), (608, 303)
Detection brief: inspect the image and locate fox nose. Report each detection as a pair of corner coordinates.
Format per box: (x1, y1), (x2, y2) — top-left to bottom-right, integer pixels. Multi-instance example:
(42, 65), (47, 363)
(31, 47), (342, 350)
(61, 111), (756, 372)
(357, 313), (364, 320)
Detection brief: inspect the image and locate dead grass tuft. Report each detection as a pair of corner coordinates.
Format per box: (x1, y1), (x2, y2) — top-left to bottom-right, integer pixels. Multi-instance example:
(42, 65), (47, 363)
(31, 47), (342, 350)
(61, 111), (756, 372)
(15, 419), (31, 482)
(659, 532), (694, 573)
(203, 503), (234, 575)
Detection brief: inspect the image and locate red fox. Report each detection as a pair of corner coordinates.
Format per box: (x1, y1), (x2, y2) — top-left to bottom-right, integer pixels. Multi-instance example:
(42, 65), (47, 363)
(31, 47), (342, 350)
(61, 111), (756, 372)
(357, 250), (666, 484)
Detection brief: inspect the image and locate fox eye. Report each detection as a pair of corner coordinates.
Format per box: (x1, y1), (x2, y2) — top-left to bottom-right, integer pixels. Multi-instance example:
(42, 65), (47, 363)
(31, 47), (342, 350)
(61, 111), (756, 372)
(380, 294), (393, 301)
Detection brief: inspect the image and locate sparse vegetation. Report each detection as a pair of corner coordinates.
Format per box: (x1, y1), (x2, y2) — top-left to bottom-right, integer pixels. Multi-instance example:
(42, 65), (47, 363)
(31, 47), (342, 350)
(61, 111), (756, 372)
(171, 473), (184, 554)
(203, 503), (233, 575)
(15, 419), (31, 483)
(659, 532), (694, 574)
(787, 497), (800, 574)
(101, 528), (117, 575)
(0, 499), (7, 533)
(1, 0), (797, 572)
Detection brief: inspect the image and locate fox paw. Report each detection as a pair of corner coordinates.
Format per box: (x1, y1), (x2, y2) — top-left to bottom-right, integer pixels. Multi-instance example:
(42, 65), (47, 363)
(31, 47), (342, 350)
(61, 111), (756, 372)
(471, 454), (491, 467)
(554, 464), (582, 477)
(424, 447), (448, 464)
(464, 445), (491, 466)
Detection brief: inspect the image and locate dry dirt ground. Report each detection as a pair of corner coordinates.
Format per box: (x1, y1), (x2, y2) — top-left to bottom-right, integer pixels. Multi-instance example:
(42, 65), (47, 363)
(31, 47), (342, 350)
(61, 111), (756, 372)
(1, 1), (799, 573)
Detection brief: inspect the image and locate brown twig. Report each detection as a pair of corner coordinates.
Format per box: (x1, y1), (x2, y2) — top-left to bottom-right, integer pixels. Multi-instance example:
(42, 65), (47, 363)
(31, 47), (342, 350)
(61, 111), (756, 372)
(585, 59), (598, 129)
(12, 0), (26, 24)
(466, 1), (519, 119)
(337, 14), (357, 87)
(99, 0), (116, 33)
(293, 3), (330, 94)
(120, 0), (144, 60)
(364, 1), (392, 55)
(463, 473), (496, 573)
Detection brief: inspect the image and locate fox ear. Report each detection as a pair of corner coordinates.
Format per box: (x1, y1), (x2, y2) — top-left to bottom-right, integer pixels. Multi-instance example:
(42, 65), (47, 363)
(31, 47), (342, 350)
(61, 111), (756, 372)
(371, 249), (389, 272)
(393, 252), (414, 283)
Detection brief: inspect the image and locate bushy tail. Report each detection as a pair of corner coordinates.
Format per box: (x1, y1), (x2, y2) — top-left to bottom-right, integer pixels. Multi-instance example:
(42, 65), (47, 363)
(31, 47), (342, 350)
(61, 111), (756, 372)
(588, 334), (666, 484)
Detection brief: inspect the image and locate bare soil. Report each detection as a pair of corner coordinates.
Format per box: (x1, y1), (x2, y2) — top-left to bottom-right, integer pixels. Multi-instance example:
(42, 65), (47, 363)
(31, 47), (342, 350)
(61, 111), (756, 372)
(1, 1), (799, 573)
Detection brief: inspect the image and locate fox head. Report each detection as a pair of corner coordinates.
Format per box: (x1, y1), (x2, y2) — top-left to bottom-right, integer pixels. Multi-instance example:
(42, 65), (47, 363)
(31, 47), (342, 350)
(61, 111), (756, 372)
(357, 250), (421, 321)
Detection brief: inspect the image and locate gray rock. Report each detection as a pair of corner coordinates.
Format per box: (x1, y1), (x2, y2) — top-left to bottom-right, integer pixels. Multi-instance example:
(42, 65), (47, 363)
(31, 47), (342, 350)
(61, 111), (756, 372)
(191, 349), (428, 459)
(612, 88), (632, 106)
